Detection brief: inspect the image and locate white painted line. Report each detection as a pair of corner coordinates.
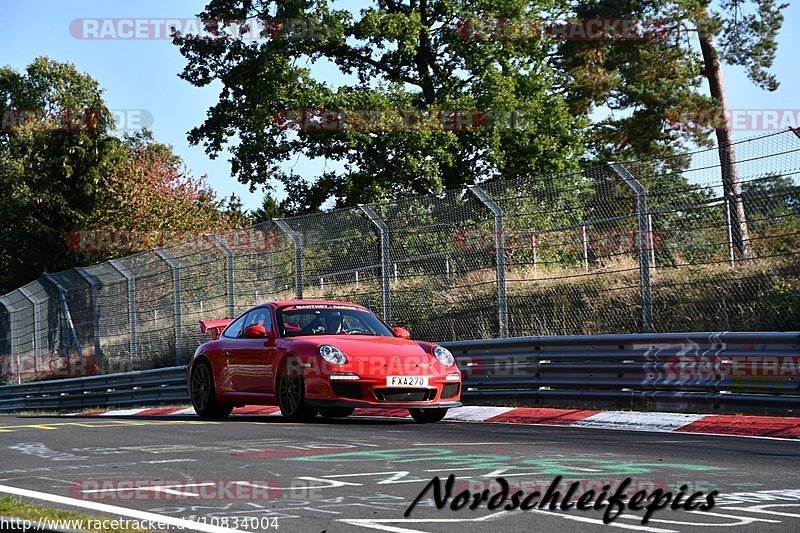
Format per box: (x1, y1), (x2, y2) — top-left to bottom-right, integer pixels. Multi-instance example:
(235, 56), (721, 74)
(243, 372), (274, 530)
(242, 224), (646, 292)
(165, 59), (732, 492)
(168, 407), (197, 416)
(618, 511), (780, 526)
(525, 508), (677, 532)
(338, 510), (509, 533)
(573, 411), (708, 432)
(0, 483), (246, 533)
(720, 504), (800, 518)
(98, 409), (148, 417)
(444, 406), (515, 421)
(412, 442), (506, 446)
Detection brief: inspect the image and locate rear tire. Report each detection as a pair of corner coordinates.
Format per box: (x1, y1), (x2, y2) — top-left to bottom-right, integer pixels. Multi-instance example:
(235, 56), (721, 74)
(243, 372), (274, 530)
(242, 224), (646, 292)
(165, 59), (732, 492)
(318, 407), (355, 418)
(277, 358), (317, 422)
(191, 360), (233, 419)
(409, 408), (448, 423)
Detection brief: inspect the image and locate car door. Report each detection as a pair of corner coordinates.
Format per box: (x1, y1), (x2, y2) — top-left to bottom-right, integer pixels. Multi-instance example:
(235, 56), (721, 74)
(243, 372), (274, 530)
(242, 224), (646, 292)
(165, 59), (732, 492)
(218, 312), (250, 393)
(229, 307), (276, 394)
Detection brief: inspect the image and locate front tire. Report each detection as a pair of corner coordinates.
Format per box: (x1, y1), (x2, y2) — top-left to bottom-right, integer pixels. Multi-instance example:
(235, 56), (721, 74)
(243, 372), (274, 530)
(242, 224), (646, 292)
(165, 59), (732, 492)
(191, 360), (233, 419)
(277, 358), (316, 421)
(409, 408), (448, 423)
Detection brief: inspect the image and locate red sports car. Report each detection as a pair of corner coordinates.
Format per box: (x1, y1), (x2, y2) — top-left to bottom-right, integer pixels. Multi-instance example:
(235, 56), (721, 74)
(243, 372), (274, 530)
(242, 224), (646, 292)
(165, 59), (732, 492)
(188, 300), (462, 423)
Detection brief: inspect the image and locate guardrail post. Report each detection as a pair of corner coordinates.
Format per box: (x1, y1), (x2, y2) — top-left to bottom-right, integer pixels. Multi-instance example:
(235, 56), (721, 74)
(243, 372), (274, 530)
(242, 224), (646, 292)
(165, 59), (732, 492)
(155, 249), (182, 364)
(0, 296), (18, 361)
(467, 185), (509, 338)
(204, 234), (235, 318)
(273, 219), (303, 300)
(607, 163), (654, 332)
(108, 260), (137, 359)
(41, 273), (82, 358)
(358, 204), (392, 322)
(18, 287), (46, 356)
(75, 267), (102, 365)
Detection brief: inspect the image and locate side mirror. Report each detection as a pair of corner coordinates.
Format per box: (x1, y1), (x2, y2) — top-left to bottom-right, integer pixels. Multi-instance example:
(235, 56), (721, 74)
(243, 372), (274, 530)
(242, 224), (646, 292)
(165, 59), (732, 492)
(392, 327), (411, 340)
(243, 324), (269, 339)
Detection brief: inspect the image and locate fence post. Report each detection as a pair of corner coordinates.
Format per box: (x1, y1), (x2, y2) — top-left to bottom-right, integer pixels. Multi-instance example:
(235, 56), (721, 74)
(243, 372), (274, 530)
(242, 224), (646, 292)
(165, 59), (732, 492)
(75, 267), (102, 365)
(0, 296), (17, 360)
(607, 163), (654, 332)
(155, 249), (182, 364)
(724, 197), (735, 267)
(467, 185), (509, 338)
(204, 234), (235, 318)
(581, 224), (589, 273)
(108, 260), (137, 359)
(273, 219), (303, 300)
(41, 273), (83, 358)
(359, 204), (391, 323)
(18, 287), (45, 355)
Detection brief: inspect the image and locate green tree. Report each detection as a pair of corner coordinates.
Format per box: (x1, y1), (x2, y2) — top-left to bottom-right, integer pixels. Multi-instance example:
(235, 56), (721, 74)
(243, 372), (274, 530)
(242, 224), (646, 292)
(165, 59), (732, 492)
(250, 192), (289, 224)
(556, 0), (786, 260)
(0, 57), (124, 292)
(77, 130), (243, 263)
(174, 0), (585, 213)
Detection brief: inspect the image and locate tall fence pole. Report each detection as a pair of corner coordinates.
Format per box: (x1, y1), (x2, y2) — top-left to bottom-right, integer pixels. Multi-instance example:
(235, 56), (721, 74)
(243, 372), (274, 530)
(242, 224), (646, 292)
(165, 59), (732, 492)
(75, 267), (102, 366)
(204, 234), (235, 318)
(18, 287), (45, 355)
(0, 296), (18, 361)
(274, 219), (303, 300)
(41, 273), (82, 358)
(607, 163), (654, 333)
(359, 204), (392, 323)
(155, 250), (182, 364)
(108, 260), (137, 359)
(724, 197), (736, 267)
(468, 185), (509, 338)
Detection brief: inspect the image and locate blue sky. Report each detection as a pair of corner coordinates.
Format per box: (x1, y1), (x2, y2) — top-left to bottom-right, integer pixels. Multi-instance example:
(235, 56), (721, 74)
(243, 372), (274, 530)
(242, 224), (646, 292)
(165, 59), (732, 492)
(1, 0), (798, 211)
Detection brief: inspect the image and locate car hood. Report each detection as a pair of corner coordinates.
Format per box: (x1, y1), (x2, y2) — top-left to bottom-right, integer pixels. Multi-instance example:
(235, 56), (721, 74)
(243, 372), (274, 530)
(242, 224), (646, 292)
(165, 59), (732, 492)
(286, 335), (434, 363)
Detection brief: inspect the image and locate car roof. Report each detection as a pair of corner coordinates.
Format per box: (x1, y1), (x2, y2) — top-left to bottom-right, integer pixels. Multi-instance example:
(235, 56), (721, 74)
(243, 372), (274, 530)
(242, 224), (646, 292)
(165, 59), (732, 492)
(267, 299), (368, 309)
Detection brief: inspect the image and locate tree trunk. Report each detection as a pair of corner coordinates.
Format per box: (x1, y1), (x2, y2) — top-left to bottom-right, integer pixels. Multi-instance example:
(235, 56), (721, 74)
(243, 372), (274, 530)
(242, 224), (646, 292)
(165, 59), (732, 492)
(697, 19), (752, 261)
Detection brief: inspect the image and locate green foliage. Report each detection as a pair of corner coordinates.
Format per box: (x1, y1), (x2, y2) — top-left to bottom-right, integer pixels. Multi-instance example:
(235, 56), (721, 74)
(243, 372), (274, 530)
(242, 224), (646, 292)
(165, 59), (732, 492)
(0, 58), (243, 292)
(250, 192), (290, 224)
(558, 0), (786, 164)
(0, 57), (125, 292)
(174, 0), (586, 213)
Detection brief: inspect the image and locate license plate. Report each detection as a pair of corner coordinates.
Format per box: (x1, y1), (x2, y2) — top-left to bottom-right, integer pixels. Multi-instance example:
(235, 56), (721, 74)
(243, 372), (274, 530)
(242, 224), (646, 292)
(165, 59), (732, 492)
(386, 376), (428, 387)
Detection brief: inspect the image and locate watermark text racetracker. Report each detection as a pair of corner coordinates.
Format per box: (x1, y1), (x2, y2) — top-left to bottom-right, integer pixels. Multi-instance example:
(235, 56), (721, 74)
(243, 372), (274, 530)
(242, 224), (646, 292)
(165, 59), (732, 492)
(456, 18), (671, 41)
(1, 108), (153, 132)
(66, 227), (282, 253)
(69, 17), (328, 41)
(71, 479), (281, 501)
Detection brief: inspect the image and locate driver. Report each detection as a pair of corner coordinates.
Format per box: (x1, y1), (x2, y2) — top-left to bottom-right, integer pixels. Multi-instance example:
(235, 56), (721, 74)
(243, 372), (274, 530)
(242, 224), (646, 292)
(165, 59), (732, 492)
(325, 311), (345, 334)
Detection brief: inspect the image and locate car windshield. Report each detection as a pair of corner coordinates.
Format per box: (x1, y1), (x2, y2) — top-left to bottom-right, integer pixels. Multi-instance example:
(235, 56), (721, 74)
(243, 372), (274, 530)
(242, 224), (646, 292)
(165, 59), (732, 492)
(277, 305), (394, 338)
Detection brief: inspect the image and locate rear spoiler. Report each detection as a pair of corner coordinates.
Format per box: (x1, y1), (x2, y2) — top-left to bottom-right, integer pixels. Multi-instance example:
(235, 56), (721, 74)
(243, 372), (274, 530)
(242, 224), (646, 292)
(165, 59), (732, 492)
(198, 319), (233, 340)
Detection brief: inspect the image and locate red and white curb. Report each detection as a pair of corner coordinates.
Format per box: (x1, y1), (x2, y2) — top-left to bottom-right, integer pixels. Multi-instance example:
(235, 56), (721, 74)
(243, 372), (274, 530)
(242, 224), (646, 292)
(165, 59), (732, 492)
(66, 405), (800, 439)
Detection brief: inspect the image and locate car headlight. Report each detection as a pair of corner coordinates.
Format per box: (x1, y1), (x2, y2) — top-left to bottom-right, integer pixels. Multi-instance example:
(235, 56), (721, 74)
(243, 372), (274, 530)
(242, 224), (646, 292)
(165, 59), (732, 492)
(318, 345), (347, 365)
(433, 345), (455, 367)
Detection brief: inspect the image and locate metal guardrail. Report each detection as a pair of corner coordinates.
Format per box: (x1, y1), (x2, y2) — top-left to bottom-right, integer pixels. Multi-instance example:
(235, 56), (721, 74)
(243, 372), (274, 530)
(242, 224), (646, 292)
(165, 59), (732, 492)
(0, 366), (188, 412)
(0, 332), (797, 413)
(443, 331), (800, 411)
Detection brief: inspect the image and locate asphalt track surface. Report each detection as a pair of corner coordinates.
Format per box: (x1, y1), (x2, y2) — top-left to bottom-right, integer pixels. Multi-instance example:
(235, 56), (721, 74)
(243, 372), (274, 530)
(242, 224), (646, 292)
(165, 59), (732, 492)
(0, 413), (799, 532)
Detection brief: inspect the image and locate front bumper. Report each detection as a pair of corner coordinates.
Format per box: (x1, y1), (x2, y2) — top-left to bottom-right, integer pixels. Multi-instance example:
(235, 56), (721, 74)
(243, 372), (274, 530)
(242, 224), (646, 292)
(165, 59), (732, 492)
(306, 398), (462, 409)
(305, 373), (462, 408)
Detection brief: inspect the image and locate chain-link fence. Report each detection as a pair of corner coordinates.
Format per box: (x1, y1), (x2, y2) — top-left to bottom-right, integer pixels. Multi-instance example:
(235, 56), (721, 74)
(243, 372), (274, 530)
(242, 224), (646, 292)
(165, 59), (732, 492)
(2, 130), (799, 382)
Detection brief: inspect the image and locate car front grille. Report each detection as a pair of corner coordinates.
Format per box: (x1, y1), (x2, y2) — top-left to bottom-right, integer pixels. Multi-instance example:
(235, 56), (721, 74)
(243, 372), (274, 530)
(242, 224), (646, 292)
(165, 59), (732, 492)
(374, 388), (436, 402)
(441, 383), (460, 399)
(331, 382), (363, 399)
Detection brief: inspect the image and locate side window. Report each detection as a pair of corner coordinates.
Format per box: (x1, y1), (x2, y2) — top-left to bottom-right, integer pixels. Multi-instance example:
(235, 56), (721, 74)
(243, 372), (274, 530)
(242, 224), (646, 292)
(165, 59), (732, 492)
(222, 313), (249, 339)
(245, 308), (272, 332)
